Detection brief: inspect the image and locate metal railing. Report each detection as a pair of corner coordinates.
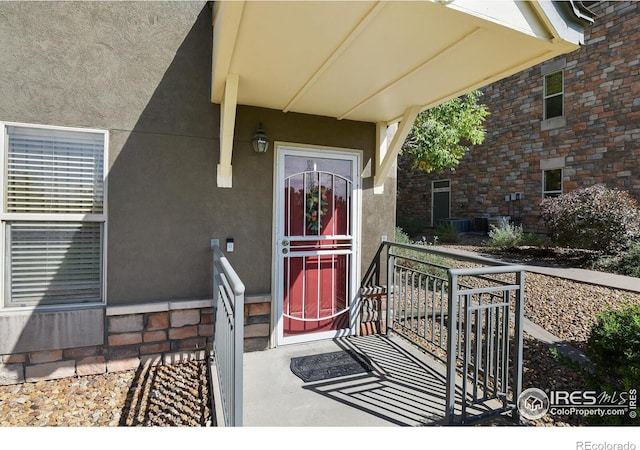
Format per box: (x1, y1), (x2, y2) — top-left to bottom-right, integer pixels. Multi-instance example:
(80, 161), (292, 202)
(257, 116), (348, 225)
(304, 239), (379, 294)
(210, 239), (245, 427)
(362, 241), (524, 425)
(444, 265), (524, 425)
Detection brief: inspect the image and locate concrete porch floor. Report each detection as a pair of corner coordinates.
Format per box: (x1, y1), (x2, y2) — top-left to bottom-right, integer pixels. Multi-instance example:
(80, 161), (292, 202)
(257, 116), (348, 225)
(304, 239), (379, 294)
(243, 333), (512, 427)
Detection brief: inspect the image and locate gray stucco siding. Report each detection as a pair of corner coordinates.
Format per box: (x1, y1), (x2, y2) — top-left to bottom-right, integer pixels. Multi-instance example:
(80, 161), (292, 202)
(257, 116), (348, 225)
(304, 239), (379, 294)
(0, 1), (214, 137)
(108, 104), (395, 304)
(0, 1), (396, 307)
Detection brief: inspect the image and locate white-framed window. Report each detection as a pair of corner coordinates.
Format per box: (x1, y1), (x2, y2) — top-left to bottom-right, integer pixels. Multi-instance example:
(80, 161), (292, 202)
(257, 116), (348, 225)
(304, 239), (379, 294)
(1, 122), (108, 308)
(542, 168), (563, 198)
(543, 70), (564, 119)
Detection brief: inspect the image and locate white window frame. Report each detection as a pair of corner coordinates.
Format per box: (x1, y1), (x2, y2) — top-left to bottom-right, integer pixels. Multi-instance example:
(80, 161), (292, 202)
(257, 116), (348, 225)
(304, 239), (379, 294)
(542, 168), (563, 199)
(0, 121), (108, 310)
(543, 70), (564, 120)
(540, 156), (565, 199)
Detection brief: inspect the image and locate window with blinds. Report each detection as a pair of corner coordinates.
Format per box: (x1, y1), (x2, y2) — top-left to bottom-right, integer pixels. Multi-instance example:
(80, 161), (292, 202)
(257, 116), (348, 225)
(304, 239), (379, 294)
(7, 222), (103, 304)
(2, 123), (107, 307)
(6, 126), (104, 214)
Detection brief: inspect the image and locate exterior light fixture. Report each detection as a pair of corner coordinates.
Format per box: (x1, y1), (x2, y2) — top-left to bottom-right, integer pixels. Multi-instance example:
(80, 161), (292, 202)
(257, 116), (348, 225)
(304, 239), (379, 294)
(252, 123), (269, 153)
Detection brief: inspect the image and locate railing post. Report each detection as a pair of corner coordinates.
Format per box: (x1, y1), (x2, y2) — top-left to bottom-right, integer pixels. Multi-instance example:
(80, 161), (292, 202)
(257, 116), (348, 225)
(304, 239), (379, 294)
(512, 269), (525, 423)
(445, 270), (459, 425)
(385, 242), (393, 335)
(210, 238), (244, 427)
(233, 289), (244, 426)
(212, 238), (220, 297)
(211, 239), (219, 377)
(374, 242), (382, 286)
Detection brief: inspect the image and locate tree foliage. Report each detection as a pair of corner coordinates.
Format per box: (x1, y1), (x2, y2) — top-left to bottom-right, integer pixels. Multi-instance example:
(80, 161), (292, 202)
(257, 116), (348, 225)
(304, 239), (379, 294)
(401, 90), (489, 173)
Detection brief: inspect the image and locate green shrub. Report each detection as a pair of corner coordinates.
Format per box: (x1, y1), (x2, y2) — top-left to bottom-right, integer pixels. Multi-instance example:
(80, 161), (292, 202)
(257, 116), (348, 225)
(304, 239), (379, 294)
(488, 222), (523, 250)
(590, 241), (640, 277)
(522, 232), (550, 248)
(435, 223), (458, 243)
(587, 303), (640, 378)
(586, 303), (640, 424)
(540, 185), (640, 253)
(616, 241), (640, 278)
(395, 226), (412, 245)
(394, 226), (450, 279)
(396, 217), (424, 238)
(590, 253), (620, 273)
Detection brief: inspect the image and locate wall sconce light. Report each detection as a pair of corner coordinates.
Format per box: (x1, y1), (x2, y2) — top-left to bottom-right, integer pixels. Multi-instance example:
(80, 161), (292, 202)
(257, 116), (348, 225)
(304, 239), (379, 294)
(251, 123), (269, 153)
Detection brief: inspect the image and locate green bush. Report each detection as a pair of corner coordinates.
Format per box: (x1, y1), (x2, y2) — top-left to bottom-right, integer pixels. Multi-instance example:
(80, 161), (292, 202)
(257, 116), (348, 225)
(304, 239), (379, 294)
(540, 185), (640, 253)
(488, 222), (523, 250)
(586, 303), (640, 424)
(616, 241), (640, 278)
(591, 241), (640, 277)
(394, 226), (450, 279)
(522, 232), (550, 248)
(434, 223), (458, 243)
(395, 226), (412, 245)
(587, 303), (640, 378)
(396, 217), (424, 238)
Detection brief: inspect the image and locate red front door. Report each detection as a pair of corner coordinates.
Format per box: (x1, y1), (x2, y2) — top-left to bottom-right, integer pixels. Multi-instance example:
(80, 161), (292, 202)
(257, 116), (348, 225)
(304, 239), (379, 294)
(276, 147), (358, 344)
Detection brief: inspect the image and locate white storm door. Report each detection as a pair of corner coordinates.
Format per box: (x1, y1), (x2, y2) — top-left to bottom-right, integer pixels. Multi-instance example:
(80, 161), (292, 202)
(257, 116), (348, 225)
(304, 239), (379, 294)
(275, 145), (360, 345)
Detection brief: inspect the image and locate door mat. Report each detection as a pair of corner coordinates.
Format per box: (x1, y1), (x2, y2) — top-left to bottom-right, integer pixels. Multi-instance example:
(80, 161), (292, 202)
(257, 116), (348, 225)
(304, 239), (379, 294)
(290, 350), (373, 383)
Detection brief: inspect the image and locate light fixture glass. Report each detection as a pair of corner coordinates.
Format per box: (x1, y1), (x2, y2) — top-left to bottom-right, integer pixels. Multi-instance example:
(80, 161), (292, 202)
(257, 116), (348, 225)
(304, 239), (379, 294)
(252, 123), (269, 153)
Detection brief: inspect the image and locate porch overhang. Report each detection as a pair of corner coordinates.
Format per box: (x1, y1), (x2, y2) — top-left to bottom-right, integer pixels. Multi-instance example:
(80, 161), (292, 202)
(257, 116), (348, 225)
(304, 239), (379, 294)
(211, 0), (594, 187)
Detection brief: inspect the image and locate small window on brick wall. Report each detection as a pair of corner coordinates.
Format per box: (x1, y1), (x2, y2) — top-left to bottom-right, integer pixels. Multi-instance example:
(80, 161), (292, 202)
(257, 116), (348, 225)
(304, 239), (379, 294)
(543, 168), (563, 198)
(544, 71), (564, 119)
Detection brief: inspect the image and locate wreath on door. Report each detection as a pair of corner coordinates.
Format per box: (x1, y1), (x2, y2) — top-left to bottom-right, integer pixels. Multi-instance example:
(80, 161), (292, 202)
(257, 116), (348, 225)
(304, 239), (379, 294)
(306, 185), (328, 233)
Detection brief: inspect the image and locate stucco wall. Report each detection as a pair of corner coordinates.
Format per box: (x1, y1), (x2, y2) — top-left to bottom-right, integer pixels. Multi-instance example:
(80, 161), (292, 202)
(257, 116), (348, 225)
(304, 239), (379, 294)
(0, 1), (396, 307)
(397, 1), (640, 234)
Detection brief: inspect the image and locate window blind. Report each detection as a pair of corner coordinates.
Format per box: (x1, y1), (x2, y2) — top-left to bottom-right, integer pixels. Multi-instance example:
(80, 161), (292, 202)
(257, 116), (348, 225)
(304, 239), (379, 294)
(2, 123), (106, 307)
(7, 222), (102, 305)
(6, 126), (104, 214)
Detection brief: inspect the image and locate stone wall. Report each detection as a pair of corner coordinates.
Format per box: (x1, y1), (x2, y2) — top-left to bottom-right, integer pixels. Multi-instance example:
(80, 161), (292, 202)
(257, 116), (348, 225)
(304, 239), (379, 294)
(398, 1), (640, 234)
(0, 297), (272, 385)
(243, 298), (271, 352)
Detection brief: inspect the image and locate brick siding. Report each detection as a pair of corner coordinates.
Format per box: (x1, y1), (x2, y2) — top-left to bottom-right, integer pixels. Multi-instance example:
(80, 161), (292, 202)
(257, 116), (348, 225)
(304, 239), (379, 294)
(0, 298), (272, 385)
(398, 1), (640, 234)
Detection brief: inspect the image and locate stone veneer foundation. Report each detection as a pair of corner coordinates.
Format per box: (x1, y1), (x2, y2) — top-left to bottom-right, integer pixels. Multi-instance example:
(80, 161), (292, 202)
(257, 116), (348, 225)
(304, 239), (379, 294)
(0, 296), (272, 386)
(1, 293), (386, 385)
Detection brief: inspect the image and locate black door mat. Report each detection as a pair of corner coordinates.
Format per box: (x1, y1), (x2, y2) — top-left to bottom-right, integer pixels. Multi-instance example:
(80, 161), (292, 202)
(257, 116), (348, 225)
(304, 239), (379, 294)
(290, 350), (373, 383)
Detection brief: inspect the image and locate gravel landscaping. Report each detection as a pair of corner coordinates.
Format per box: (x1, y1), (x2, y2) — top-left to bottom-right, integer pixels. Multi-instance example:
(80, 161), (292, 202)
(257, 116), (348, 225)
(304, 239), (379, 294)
(436, 235), (640, 353)
(1, 235), (637, 427)
(0, 360), (213, 426)
(437, 235), (640, 426)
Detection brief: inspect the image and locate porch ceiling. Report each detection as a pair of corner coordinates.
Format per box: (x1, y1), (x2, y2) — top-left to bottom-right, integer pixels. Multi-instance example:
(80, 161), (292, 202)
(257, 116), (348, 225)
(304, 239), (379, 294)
(211, 0), (593, 124)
